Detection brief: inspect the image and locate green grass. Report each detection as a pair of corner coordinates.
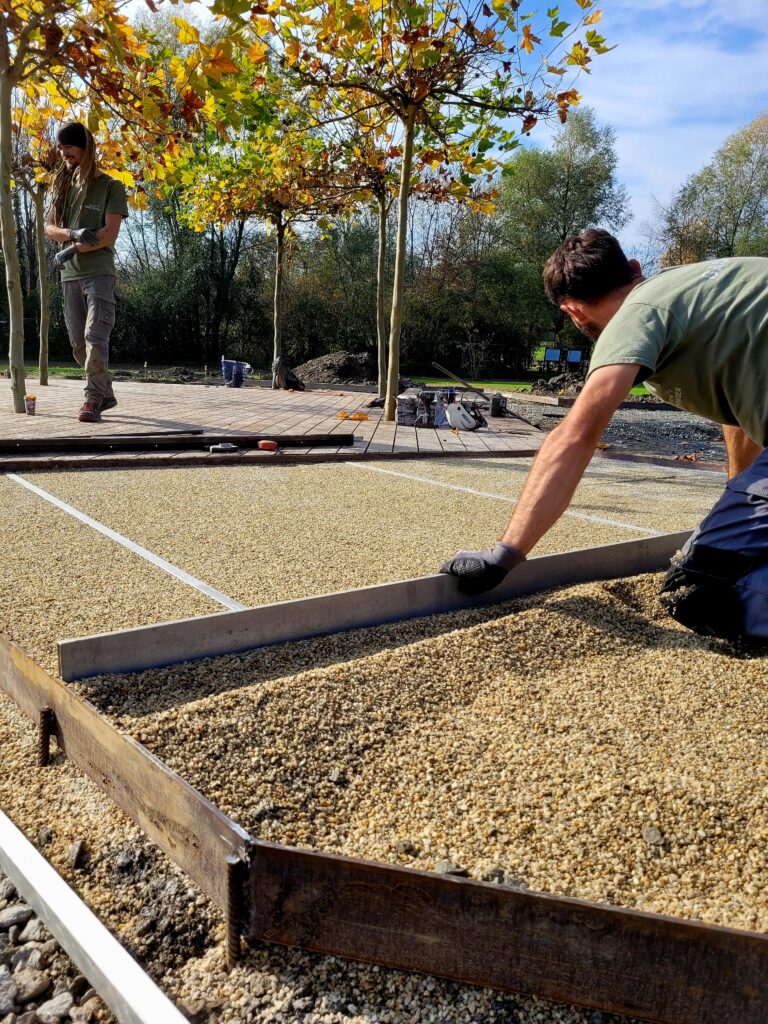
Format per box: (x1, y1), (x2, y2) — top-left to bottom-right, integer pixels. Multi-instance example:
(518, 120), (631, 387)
(420, 377), (533, 391)
(2, 363), (650, 396)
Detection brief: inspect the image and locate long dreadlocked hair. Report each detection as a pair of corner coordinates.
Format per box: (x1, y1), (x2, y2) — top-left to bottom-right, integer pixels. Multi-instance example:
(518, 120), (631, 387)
(49, 127), (97, 227)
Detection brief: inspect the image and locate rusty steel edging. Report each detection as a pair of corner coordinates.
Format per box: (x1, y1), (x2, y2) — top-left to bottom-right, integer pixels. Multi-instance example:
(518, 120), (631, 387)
(247, 842), (768, 1024)
(0, 635), (250, 915)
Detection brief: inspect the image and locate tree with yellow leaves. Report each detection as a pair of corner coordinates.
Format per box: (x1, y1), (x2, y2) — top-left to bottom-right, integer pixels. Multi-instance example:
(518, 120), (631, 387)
(231, 0), (613, 418)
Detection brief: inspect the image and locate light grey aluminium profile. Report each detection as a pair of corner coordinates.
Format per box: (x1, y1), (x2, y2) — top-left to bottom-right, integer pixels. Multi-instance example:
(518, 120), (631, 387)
(58, 531), (690, 682)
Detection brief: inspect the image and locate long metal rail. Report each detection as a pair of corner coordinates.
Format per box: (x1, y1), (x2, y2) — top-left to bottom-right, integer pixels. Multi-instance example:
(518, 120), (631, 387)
(0, 432), (355, 454)
(58, 531), (692, 680)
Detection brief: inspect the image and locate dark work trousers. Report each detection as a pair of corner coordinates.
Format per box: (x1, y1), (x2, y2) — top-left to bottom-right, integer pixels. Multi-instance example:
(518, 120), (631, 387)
(63, 276), (116, 406)
(661, 446), (768, 640)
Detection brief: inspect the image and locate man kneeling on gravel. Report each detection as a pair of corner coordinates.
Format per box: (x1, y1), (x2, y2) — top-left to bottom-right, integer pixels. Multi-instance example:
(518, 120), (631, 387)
(441, 228), (768, 644)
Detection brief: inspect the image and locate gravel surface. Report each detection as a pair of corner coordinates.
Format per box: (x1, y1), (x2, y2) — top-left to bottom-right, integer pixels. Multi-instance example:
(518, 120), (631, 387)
(0, 690), (637, 1024)
(0, 870), (113, 1023)
(73, 572), (768, 941)
(18, 457), (725, 615)
(509, 402), (727, 463)
(0, 476), (219, 674)
(0, 458), (747, 1024)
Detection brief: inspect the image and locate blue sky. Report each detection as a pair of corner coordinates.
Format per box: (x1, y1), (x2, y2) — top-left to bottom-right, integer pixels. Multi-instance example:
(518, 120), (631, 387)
(556, 0), (768, 255)
(124, 0), (767, 259)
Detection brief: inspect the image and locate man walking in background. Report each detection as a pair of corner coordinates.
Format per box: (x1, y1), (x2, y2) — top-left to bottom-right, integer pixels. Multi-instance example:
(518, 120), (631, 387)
(45, 122), (129, 423)
(441, 229), (768, 643)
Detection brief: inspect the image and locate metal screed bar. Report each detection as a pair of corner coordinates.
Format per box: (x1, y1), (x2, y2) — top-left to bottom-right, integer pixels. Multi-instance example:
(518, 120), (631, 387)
(58, 531), (691, 681)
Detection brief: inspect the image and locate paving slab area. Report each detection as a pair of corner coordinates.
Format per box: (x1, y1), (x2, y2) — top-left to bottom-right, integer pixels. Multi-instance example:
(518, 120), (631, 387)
(0, 377), (541, 468)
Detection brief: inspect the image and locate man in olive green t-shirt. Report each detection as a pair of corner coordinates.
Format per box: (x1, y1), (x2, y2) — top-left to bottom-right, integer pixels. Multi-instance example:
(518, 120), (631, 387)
(441, 229), (768, 643)
(45, 122), (129, 423)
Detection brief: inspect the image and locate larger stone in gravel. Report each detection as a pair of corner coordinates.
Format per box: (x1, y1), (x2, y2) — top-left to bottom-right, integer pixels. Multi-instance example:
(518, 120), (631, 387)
(36, 991), (74, 1023)
(0, 905), (33, 929)
(18, 920), (47, 945)
(14, 969), (50, 1003)
(0, 966), (17, 1015)
(11, 948), (43, 973)
(0, 880), (15, 903)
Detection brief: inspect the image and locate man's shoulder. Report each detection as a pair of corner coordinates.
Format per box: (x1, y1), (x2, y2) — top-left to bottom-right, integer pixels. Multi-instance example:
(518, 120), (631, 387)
(94, 172), (125, 191)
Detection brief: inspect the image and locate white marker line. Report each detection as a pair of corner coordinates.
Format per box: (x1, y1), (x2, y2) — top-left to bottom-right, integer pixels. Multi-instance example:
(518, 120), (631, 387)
(345, 462), (661, 536)
(6, 473), (247, 611)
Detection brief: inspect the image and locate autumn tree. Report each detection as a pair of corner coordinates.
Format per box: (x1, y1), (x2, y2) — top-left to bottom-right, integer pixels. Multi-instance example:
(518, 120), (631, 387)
(235, 0), (612, 417)
(177, 97), (355, 386)
(656, 112), (768, 266)
(499, 108), (629, 259)
(498, 106), (629, 336)
(11, 95), (61, 385)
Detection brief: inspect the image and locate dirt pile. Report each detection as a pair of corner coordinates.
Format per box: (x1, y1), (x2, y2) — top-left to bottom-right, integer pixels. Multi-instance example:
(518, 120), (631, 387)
(294, 350), (376, 384)
(530, 371), (587, 396)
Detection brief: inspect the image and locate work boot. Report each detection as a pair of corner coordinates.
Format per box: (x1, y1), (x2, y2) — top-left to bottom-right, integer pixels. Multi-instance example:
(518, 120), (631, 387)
(101, 395), (118, 412)
(78, 401), (101, 423)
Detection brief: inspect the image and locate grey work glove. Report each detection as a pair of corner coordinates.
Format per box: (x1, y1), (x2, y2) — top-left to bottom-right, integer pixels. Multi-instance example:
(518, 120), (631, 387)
(52, 244), (78, 270)
(440, 541), (525, 596)
(69, 227), (100, 245)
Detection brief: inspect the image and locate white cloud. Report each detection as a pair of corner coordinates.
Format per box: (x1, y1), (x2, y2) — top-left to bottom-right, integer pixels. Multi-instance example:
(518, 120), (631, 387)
(564, 2), (768, 245)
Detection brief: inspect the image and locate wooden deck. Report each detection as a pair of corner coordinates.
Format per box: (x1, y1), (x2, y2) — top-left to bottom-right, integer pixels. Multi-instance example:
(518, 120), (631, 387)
(0, 378), (543, 470)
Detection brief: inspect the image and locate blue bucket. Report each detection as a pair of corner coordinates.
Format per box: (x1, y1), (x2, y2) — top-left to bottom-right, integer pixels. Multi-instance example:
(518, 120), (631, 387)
(221, 357), (250, 388)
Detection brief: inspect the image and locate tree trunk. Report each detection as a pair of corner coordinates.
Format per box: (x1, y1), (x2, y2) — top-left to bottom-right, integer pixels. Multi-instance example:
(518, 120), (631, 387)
(32, 186), (49, 385)
(0, 71), (26, 412)
(271, 213), (285, 389)
(376, 191), (388, 399)
(384, 106), (416, 421)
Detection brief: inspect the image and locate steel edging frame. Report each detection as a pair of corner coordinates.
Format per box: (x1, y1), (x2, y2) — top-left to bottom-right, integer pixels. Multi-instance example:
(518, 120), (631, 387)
(0, 808), (189, 1024)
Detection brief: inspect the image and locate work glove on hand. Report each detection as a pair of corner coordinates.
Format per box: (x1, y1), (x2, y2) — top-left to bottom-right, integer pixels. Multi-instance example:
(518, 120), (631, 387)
(68, 227), (100, 246)
(52, 244), (78, 270)
(440, 541), (525, 596)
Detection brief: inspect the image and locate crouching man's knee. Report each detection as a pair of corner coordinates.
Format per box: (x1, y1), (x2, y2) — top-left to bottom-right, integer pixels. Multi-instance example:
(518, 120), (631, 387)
(660, 545), (768, 642)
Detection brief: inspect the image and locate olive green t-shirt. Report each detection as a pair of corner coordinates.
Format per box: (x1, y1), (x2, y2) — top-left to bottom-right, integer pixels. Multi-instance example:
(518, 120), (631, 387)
(60, 172), (129, 281)
(588, 257), (768, 445)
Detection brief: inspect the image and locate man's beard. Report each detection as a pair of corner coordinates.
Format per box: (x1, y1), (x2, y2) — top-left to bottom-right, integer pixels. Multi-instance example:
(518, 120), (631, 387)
(574, 319), (602, 342)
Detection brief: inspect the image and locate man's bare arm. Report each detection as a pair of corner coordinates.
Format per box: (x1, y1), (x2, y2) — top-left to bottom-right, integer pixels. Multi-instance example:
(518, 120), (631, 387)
(44, 207), (70, 244)
(501, 363), (640, 554)
(722, 424), (762, 478)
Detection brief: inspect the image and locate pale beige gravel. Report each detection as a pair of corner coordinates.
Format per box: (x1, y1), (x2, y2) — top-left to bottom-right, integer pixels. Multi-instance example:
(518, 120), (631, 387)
(0, 465), (672, 1023)
(0, 475), (219, 673)
(19, 461), (677, 609)
(76, 573), (768, 941)
(0, 693), (621, 1024)
(343, 456), (726, 534)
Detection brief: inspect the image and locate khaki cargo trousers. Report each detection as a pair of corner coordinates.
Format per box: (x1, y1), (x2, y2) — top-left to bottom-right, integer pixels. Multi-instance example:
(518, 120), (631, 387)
(63, 276), (117, 406)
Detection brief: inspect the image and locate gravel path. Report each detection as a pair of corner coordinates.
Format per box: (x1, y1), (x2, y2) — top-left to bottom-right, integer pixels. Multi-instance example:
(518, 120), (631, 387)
(17, 457), (724, 622)
(0, 456), (747, 1024)
(0, 869), (113, 1023)
(509, 402), (727, 463)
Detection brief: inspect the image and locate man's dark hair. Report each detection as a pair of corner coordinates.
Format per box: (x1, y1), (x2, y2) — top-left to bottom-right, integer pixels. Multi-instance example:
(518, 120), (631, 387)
(543, 229), (637, 306)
